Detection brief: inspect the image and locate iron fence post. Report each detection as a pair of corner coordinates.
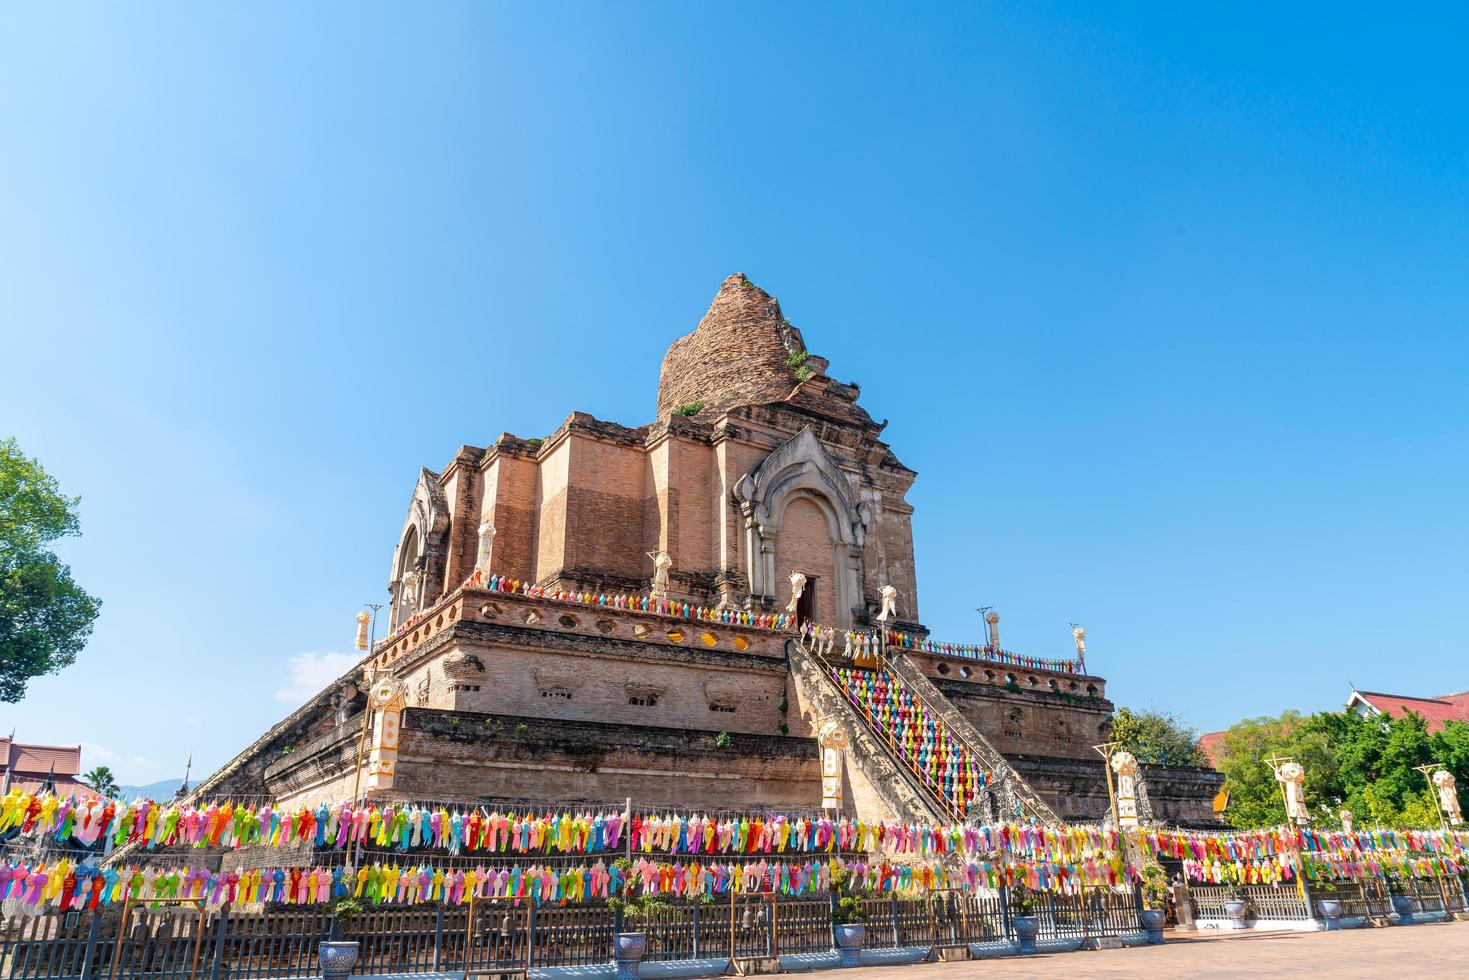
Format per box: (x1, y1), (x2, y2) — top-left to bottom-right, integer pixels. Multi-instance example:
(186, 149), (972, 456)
(527, 903), (537, 969)
(827, 892), (838, 950)
(432, 905), (444, 971)
(692, 904), (701, 959)
(207, 906), (229, 980)
(764, 900), (774, 958)
(79, 912), (102, 980)
(999, 885), (1011, 940)
(890, 894), (899, 947)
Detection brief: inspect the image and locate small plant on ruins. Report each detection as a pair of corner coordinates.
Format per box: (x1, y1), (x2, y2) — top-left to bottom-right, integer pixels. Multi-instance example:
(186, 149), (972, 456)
(794, 365), (814, 382)
(674, 401), (703, 417)
(778, 722), (790, 735)
(1005, 681), (1023, 695)
(828, 867), (870, 924)
(777, 696), (788, 714)
(515, 723), (530, 734)
(785, 350), (809, 369)
(714, 731), (733, 750)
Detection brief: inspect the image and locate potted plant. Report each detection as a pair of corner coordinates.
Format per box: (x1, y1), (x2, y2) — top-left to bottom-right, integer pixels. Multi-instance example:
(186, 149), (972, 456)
(1007, 885), (1041, 954)
(1312, 877), (1342, 929)
(319, 897), (363, 980)
(828, 867), (869, 967)
(1138, 865), (1169, 944)
(1223, 886), (1249, 930)
(1386, 875), (1415, 924)
(608, 860), (669, 980)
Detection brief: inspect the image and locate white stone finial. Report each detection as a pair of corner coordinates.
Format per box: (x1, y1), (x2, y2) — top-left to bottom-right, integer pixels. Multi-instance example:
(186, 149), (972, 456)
(877, 585), (898, 623)
(786, 571), (807, 616)
(476, 521), (496, 569)
(648, 551), (673, 598)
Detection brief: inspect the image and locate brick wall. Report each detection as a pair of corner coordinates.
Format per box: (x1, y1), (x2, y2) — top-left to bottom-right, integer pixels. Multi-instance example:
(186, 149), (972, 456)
(656, 274), (804, 420)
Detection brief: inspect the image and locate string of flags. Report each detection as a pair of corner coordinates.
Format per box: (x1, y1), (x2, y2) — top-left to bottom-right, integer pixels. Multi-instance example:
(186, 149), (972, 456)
(0, 790), (1121, 863)
(0, 853), (1137, 914)
(882, 632), (1082, 675)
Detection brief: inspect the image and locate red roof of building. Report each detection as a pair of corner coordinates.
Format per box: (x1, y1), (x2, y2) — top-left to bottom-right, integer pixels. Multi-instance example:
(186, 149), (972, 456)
(0, 737), (86, 793)
(1351, 690), (1469, 733)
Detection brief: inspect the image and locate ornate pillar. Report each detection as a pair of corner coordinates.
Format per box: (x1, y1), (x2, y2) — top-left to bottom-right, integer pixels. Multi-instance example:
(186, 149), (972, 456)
(817, 719), (849, 810)
(365, 674), (408, 792)
(476, 521), (496, 571)
(1110, 750), (1140, 829)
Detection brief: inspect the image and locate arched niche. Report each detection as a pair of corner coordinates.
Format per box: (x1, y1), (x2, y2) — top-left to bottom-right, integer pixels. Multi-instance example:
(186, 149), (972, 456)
(387, 468), (451, 629)
(733, 427), (870, 627)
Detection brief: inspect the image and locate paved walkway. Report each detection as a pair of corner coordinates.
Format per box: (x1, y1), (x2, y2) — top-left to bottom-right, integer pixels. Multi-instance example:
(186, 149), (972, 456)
(839, 924), (1469, 980)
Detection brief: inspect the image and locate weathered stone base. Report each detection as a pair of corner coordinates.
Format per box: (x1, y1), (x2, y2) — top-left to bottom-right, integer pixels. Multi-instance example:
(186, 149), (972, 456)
(359, 708), (823, 809)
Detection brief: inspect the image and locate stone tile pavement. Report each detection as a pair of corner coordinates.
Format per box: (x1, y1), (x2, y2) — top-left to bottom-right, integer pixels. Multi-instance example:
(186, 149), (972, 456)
(839, 924), (1469, 979)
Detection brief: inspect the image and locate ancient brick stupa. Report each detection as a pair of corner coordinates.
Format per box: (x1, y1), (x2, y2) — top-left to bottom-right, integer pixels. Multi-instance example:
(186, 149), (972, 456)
(195, 274), (1221, 825)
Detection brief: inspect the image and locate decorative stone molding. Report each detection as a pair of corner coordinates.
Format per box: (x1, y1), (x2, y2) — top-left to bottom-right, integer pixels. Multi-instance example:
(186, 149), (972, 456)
(388, 468), (451, 630)
(733, 427), (870, 626)
(625, 681), (667, 705)
(442, 652), (485, 681)
(704, 677), (744, 711)
(365, 674), (408, 791)
(534, 667), (586, 699)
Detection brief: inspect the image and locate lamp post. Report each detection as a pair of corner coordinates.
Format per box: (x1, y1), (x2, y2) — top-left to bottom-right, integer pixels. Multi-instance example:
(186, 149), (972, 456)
(1265, 756), (1311, 907)
(348, 604), (383, 869)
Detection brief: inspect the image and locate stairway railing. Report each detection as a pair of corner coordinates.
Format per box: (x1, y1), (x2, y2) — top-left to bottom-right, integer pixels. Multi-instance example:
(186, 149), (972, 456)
(804, 640), (971, 823)
(882, 648), (1060, 824)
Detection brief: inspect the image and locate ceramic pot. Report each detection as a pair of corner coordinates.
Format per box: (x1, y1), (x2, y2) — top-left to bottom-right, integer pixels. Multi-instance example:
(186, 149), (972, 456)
(1316, 899), (1342, 930)
(1139, 909), (1167, 944)
(1011, 915), (1039, 954)
(1224, 899), (1249, 929)
(614, 931), (647, 980)
(833, 922), (865, 967)
(318, 940), (359, 980)
(1391, 895), (1415, 924)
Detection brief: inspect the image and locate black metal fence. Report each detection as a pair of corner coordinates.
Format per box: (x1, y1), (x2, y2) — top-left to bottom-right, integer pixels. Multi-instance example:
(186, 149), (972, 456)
(0, 887), (1144, 979)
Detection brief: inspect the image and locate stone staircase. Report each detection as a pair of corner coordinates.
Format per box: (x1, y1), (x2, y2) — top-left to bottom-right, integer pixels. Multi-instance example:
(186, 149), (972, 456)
(883, 649), (1059, 823)
(787, 637), (1058, 826)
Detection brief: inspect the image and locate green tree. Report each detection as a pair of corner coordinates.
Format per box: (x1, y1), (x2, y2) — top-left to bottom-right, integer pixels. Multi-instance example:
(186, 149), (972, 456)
(1214, 708), (1469, 830)
(1109, 706), (1207, 767)
(81, 765), (119, 797)
(1213, 711), (1338, 829)
(0, 438), (101, 701)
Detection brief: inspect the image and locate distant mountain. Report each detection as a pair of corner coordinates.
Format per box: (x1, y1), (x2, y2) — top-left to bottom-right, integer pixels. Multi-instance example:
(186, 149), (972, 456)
(114, 778), (184, 800)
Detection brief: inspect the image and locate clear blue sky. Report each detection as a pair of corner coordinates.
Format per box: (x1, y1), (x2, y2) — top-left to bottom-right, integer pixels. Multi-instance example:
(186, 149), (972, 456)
(3, 4), (1466, 785)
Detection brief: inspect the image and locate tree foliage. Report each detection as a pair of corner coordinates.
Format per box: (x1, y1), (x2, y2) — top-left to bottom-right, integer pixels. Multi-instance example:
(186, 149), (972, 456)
(81, 765), (119, 797)
(1109, 706), (1207, 767)
(0, 438), (101, 701)
(1214, 708), (1468, 830)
